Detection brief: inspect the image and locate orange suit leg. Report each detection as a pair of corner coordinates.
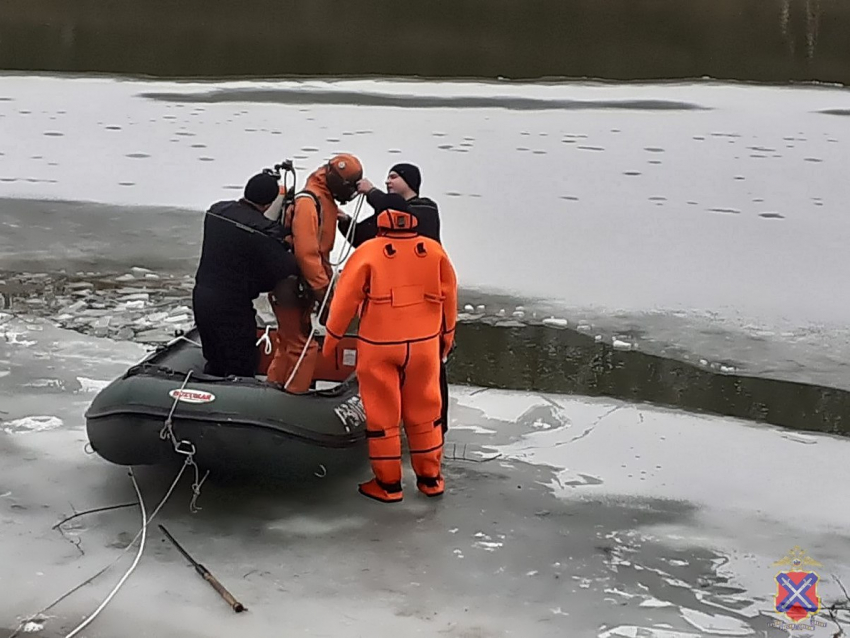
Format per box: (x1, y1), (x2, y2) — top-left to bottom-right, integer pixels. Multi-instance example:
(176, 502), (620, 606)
(266, 304), (317, 392)
(357, 342), (405, 498)
(401, 338), (445, 495)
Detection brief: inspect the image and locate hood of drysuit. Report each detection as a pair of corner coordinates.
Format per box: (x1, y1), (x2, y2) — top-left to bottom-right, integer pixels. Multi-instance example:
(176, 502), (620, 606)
(304, 167), (334, 200)
(377, 209), (419, 234)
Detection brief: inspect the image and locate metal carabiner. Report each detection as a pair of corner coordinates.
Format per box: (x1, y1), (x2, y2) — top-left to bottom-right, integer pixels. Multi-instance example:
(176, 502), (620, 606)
(175, 439), (196, 457)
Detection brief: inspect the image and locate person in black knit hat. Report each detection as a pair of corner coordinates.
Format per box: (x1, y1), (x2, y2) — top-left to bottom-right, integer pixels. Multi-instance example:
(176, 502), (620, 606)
(338, 162), (440, 246)
(337, 162), (451, 435)
(192, 172), (297, 378)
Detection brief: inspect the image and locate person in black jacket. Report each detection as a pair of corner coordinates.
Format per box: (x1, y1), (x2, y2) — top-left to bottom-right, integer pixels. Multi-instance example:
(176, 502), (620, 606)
(192, 172), (298, 377)
(337, 163), (440, 247)
(336, 163), (451, 435)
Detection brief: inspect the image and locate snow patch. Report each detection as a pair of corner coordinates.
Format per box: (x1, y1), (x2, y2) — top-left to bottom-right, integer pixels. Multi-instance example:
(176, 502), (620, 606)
(3, 415), (64, 433)
(76, 376), (111, 393)
(450, 423), (497, 435)
(266, 515), (367, 536)
(599, 627), (701, 638)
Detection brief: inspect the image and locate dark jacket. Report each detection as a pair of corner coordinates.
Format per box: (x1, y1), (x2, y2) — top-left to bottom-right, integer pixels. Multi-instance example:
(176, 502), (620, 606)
(194, 199), (297, 303)
(338, 188), (441, 247)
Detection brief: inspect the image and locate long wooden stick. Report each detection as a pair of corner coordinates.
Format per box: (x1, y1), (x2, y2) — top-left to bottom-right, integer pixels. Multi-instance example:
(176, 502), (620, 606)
(159, 524), (246, 613)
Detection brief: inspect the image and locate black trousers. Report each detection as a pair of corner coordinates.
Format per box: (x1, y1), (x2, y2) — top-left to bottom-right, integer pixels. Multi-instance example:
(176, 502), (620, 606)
(439, 358), (449, 434)
(192, 286), (258, 378)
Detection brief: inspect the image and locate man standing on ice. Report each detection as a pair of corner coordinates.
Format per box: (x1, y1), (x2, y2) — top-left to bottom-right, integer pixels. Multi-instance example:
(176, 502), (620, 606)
(336, 162), (451, 434)
(322, 194), (457, 503)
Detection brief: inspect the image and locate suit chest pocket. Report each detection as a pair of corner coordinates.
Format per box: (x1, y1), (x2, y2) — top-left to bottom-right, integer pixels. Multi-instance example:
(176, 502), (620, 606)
(391, 285), (425, 307)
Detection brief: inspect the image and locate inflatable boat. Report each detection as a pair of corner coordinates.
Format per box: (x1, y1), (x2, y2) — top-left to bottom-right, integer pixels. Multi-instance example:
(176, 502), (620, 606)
(84, 326), (368, 479)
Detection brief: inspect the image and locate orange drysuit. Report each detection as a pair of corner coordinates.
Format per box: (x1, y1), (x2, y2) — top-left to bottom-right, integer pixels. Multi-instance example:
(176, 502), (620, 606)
(266, 155), (363, 391)
(321, 203), (458, 503)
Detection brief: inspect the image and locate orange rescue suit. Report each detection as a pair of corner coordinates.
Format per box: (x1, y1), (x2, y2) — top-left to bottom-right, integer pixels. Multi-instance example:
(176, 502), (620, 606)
(266, 167), (344, 391)
(322, 208), (457, 502)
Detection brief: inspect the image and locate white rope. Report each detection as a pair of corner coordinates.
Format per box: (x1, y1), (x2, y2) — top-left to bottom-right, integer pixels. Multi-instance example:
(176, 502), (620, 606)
(8, 460), (190, 638)
(328, 194), (365, 267)
(282, 194), (365, 391)
(62, 468), (148, 638)
(163, 334), (202, 349)
(255, 325), (272, 355)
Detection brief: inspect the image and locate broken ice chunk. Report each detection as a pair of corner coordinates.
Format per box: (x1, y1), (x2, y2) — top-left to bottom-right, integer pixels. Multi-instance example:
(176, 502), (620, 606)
(542, 317), (568, 328)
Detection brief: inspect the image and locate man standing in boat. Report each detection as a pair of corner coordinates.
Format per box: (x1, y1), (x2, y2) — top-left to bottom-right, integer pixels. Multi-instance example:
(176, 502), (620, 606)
(192, 172), (298, 378)
(322, 194), (457, 503)
(336, 162), (451, 434)
(265, 154), (364, 393)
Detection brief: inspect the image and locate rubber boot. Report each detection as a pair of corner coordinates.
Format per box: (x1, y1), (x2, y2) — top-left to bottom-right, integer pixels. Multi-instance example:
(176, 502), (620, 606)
(358, 478), (403, 503)
(416, 475), (445, 497)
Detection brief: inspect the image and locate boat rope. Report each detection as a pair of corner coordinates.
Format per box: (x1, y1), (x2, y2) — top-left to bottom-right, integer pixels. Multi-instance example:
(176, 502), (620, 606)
(175, 335), (202, 348)
(158, 370), (210, 513)
(7, 461), (190, 638)
(52, 503), (139, 530)
(283, 194), (365, 392)
(255, 325), (273, 355)
(62, 468), (148, 638)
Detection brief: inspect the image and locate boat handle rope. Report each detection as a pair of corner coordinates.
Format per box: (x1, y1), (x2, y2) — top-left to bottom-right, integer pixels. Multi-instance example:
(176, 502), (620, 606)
(158, 369), (210, 513)
(256, 325), (273, 355)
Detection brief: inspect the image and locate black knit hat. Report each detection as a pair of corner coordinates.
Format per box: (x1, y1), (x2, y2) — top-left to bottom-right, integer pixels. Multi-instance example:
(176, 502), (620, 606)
(390, 163), (421, 194)
(244, 173), (279, 206)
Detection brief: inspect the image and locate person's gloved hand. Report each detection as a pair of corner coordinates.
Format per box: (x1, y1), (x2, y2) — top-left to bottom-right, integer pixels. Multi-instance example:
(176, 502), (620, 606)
(440, 335), (455, 363)
(356, 178), (374, 194)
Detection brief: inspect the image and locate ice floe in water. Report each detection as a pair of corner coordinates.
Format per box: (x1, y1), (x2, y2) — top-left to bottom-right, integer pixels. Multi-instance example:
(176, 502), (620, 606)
(679, 607), (754, 635)
(3, 415), (63, 433)
(76, 376), (111, 392)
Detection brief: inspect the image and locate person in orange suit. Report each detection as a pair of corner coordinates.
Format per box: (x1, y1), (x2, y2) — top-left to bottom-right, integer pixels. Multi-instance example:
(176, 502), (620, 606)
(321, 194), (457, 503)
(266, 154), (363, 392)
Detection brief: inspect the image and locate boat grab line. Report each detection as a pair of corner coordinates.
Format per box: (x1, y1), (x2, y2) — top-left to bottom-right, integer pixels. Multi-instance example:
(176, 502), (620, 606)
(158, 370), (210, 514)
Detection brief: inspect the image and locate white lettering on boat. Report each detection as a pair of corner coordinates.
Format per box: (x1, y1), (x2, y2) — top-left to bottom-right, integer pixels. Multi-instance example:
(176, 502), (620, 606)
(169, 388), (216, 404)
(334, 395), (365, 432)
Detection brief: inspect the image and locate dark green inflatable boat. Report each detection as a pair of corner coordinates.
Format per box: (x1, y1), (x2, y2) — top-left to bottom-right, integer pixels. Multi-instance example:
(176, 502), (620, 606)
(85, 327), (367, 479)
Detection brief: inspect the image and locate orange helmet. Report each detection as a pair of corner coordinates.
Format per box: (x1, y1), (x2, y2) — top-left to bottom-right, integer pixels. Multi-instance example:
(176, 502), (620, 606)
(326, 154), (363, 203)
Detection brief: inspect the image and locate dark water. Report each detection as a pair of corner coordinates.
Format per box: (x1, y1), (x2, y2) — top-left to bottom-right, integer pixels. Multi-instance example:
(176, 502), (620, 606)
(448, 322), (850, 436)
(2, 0), (850, 84)
(2, 259), (849, 437)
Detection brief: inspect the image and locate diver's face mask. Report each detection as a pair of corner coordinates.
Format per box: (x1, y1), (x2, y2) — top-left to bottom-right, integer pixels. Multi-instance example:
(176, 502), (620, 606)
(326, 165), (361, 204)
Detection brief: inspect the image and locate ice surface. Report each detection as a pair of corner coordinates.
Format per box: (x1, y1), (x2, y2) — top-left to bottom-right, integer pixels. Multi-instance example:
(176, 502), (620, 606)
(5, 319), (839, 636)
(1, 75), (850, 386)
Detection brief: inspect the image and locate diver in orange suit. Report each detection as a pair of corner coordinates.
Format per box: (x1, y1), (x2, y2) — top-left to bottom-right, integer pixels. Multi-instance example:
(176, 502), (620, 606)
(321, 194), (458, 502)
(266, 154), (363, 392)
